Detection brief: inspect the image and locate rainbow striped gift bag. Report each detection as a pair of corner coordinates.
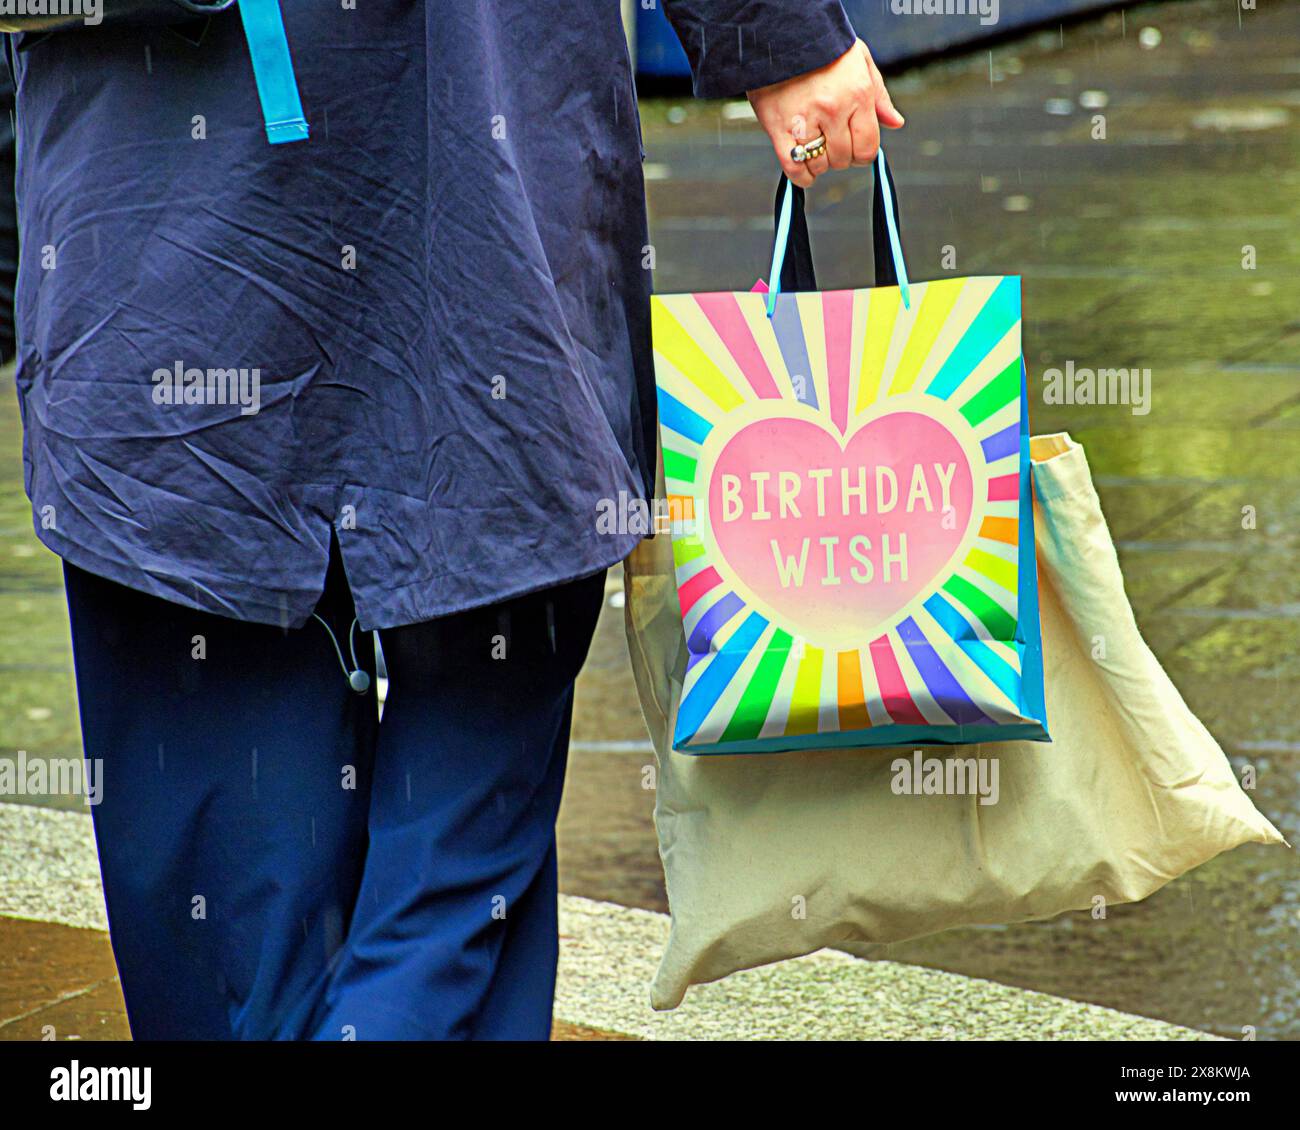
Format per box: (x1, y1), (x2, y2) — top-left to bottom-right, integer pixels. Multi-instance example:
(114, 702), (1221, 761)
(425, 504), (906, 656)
(649, 151), (1048, 754)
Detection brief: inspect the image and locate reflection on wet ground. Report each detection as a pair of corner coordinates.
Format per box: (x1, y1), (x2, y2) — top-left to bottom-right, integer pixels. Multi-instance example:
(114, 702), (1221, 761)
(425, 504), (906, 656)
(560, 0), (1299, 1039)
(0, 0), (1294, 1040)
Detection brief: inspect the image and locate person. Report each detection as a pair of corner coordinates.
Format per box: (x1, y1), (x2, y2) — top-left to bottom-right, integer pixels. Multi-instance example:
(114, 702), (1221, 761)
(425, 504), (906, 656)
(7, 1), (902, 1039)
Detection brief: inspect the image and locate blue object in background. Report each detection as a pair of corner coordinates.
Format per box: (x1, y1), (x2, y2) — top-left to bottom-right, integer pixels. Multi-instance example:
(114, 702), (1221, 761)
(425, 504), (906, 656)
(635, 1), (691, 78)
(636, 0), (1133, 79)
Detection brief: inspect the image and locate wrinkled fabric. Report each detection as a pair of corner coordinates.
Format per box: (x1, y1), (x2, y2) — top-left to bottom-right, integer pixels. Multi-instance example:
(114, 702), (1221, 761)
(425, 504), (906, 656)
(10, 0), (857, 629)
(0, 64), (15, 362)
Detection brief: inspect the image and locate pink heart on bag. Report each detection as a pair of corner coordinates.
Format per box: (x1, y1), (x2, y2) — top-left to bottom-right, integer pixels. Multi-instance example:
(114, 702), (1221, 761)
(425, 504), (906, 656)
(707, 410), (975, 647)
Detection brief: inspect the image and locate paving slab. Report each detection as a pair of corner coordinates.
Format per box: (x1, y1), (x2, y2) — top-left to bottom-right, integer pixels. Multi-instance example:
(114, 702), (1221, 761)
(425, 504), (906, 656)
(1, 801), (1216, 1041)
(555, 898), (1216, 1042)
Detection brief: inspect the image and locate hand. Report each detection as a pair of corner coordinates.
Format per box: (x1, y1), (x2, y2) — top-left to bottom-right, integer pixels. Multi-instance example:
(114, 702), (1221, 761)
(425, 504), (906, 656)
(748, 39), (904, 189)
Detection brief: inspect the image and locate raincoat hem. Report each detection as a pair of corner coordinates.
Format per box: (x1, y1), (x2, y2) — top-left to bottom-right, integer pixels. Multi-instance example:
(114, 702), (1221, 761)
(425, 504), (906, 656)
(36, 516), (642, 633)
(345, 527), (644, 632)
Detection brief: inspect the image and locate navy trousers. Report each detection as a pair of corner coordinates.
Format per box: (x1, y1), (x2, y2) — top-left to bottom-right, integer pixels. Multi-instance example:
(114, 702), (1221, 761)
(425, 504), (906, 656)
(63, 551), (606, 1040)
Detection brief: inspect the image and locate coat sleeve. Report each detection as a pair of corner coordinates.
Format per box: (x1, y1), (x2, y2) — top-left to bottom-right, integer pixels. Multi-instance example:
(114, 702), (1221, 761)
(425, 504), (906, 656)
(660, 0), (857, 98)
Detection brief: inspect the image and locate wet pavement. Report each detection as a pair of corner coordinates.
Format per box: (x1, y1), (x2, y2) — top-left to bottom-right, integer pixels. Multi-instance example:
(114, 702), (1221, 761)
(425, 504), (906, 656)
(1, 0), (1297, 1039)
(0, 916), (632, 1041)
(0, 802), (1214, 1040)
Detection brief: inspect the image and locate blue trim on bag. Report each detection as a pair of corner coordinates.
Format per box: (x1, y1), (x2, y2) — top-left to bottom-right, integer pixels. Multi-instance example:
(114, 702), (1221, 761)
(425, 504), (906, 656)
(766, 176), (794, 318)
(680, 721), (1051, 756)
(1014, 355), (1049, 734)
(238, 0), (308, 144)
(874, 148), (911, 310)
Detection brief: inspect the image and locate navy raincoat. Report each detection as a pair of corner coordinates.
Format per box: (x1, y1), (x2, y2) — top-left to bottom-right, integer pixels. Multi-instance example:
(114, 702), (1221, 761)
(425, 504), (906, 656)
(10, 1), (855, 629)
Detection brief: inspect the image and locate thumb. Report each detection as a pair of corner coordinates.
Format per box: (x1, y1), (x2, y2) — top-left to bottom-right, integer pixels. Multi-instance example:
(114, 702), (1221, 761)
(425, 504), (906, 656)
(866, 53), (905, 128)
(876, 87), (905, 129)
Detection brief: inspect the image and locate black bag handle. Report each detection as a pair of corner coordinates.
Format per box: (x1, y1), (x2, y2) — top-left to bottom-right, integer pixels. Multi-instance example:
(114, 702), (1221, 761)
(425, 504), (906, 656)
(770, 147), (910, 308)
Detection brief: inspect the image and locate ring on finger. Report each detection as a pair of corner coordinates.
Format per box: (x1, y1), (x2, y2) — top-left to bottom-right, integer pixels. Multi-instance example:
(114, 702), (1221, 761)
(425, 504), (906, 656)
(790, 134), (827, 163)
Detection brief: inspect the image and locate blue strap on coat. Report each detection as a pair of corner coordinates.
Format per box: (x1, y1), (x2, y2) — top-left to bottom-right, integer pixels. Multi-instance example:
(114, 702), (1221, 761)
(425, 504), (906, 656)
(237, 0), (308, 144)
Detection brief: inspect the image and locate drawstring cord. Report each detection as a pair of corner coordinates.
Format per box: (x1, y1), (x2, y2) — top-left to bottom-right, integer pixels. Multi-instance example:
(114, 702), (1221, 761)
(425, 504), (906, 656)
(312, 613), (371, 694)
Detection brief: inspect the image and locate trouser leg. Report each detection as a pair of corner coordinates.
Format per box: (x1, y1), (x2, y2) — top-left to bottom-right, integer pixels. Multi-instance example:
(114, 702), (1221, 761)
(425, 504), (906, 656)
(63, 555), (377, 1040)
(311, 571), (606, 1041)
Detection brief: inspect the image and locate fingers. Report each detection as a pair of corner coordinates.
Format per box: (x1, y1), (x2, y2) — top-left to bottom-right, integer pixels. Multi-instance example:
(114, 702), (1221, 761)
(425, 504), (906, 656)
(779, 108), (878, 184)
(778, 134), (816, 189)
(750, 39), (905, 190)
(786, 119), (849, 184)
(768, 111), (817, 187)
(761, 49), (903, 187)
(848, 105), (880, 167)
(802, 146), (830, 181)
(803, 90), (854, 173)
(801, 120), (832, 179)
(822, 118), (854, 171)
(848, 49), (902, 166)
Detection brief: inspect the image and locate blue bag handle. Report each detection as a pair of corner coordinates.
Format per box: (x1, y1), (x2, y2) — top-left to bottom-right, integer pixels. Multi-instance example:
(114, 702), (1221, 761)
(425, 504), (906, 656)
(766, 147), (910, 316)
(237, 0), (308, 144)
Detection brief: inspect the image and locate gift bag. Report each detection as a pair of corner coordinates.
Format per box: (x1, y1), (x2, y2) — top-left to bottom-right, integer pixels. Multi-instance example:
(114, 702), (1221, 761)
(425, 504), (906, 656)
(623, 432), (1286, 1010)
(650, 151), (1047, 753)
